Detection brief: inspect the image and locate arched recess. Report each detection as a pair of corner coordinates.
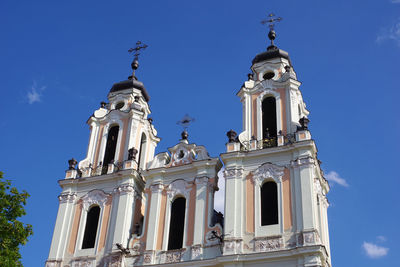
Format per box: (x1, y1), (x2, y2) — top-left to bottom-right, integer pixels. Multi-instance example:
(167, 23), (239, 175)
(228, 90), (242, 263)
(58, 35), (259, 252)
(256, 89), (282, 141)
(262, 97), (277, 139)
(138, 133), (147, 170)
(167, 197), (186, 250)
(261, 181), (278, 226)
(253, 162), (284, 237)
(81, 205), (101, 249)
(102, 125), (119, 174)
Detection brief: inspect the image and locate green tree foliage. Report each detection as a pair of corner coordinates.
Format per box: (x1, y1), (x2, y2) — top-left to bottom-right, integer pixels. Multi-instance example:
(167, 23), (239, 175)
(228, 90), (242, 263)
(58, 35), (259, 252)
(0, 172), (33, 266)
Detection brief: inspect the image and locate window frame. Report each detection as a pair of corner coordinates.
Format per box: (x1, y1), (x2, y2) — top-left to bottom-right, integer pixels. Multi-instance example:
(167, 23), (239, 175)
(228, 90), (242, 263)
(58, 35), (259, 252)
(253, 163), (284, 237)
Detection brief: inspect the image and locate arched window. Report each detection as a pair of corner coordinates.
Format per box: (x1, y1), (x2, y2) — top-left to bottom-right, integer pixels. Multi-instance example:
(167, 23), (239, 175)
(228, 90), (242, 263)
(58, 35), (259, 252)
(261, 181), (278, 226)
(137, 133), (147, 170)
(102, 125), (119, 174)
(262, 97), (277, 139)
(82, 206), (100, 249)
(167, 197), (186, 250)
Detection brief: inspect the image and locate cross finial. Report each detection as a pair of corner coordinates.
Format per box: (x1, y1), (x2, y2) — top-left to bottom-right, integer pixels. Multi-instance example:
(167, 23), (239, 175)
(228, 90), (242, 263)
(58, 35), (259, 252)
(261, 13), (283, 49)
(177, 114), (195, 141)
(128, 41), (148, 80)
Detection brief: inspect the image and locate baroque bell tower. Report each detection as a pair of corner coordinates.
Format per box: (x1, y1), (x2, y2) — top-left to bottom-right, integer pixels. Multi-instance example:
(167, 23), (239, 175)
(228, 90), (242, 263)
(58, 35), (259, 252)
(46, 42), (160, 267)
(221, 14), (331, 267)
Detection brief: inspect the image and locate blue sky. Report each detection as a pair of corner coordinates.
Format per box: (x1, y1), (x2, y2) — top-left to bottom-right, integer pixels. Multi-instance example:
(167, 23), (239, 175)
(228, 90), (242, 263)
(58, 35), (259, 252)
(0, 0), (399, 266)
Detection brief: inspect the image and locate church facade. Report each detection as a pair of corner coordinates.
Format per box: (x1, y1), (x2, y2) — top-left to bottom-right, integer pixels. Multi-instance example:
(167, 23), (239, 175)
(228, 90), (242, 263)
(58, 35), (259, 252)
(46, 25), (332, 267)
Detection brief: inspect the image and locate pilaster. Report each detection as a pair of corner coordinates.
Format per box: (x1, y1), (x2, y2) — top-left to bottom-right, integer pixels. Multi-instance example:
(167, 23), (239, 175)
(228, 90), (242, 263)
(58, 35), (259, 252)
(145, 184), (163, 251)
(111, 184), (137, 250)
(193, 177), (208, 245)
(48, 192), (77, 260)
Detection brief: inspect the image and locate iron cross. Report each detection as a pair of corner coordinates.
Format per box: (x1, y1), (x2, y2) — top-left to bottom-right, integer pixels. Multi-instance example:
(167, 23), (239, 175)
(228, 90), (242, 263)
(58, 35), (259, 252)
(261, 13), (283, 31)
(177, 114), (195, 130)
(128, 41), (148, 60)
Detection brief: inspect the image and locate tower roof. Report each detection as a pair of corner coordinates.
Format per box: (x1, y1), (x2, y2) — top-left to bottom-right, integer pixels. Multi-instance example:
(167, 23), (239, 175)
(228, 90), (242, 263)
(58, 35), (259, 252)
(109, 41), (150, 101)
(109, 79), (150, 102)
(252, 46), (291, 65)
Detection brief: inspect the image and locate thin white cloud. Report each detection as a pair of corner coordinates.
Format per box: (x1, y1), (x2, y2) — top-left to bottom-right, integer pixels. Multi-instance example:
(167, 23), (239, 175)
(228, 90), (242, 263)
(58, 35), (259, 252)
(214, 168), (225, 214)
(391, 0), (400, 3)
(377, 18), (400, 46)
(362, 242), (389, 259)
(325, 171), (349, 187)
(26, 82), (45, 104)
(377, 235), (387, 242)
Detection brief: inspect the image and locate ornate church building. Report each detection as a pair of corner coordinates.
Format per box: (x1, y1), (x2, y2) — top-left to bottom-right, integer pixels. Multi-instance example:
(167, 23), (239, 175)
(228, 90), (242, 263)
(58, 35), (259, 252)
(46, 18), (332, 267)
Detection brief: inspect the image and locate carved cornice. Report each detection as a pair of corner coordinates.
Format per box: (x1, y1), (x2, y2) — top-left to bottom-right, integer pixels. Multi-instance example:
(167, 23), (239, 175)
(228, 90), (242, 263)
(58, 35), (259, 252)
(81, 189), (110, 211)
(291, 156), (315, 168)
(58, 192), (77, 203)
(254, 236), (284, 252)
(223, 168), (244, 179)
(252, 162), (284, 185)
(113, 184), (135, 195)
(150, 184), (164, 194)
(195, 176), (208, 186)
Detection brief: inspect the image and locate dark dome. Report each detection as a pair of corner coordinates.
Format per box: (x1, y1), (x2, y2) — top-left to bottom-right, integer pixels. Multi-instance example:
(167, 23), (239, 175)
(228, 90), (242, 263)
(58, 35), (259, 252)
(109, 79), (150, 102)
(252, 47), (291, 65)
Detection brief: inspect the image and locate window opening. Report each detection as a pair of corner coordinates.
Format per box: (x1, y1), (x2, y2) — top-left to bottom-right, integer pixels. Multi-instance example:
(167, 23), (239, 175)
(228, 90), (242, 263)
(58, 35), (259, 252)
(137, 133), (147, 170)
(115, 102), (124, 110)
(102, 126), (119, 174)
(263, 71), (275, 80)
(82, 206), (100, 249)
(262, 97), (277, 140)
(167, 197), (186, 250)
(261, 181), (278, 226)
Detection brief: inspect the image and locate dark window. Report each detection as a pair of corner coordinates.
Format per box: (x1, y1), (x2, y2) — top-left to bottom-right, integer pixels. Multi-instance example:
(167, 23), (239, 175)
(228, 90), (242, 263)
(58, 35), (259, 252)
(167, 197), (186, 250)
(102, 126), (119, 174)
(262, 97), (277, 139)
(261, 181), (278, 226)
(137, 133), (147, 170)
(263, 72), (275, 80)
(115, 102), (124, 110)
(82, 206), (100, 249)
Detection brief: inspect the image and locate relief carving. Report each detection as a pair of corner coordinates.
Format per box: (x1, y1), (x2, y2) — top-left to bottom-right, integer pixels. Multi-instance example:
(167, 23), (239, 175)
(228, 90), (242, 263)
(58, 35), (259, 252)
(58, 193), (76, 203)
(165, 250), (183, 263)
(191, 245), (202, 259)
(113, 184), (135, 195)
(143, 252), (153, 264)
(81, 189), (110, 211)
(255, 237), (283, 252)
(253, 162), (284, 185)
(167, 180), (191, 200)
(223, 168), (244, 179)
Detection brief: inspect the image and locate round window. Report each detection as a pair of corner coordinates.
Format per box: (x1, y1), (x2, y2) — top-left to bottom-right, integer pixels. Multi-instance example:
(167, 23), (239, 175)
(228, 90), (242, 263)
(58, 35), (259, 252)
(115, 102), (124, 110)
(263, 72), (275, 80)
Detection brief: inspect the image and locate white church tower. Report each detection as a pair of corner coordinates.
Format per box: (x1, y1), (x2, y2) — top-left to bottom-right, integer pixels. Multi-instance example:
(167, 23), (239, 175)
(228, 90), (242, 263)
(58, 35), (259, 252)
(221, 15), (331, 266)
(46, 16), (332, 267)
(46, 42), (162, 266)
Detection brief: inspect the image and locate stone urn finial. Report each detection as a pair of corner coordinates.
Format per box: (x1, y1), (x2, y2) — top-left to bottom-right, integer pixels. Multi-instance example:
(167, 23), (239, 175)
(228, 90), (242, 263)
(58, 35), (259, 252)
(226, 129), (237, 143)
(68, 158), (78, 170)
(299, 117), (310, 130)
(128, 148), (138, 160)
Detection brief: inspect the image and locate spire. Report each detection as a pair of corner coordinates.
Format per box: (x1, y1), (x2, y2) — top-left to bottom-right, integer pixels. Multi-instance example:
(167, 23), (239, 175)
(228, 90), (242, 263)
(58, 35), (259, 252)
(253, 13), (290, 65)
(128, 41), (148, 80)
(261, 13), (282, 50)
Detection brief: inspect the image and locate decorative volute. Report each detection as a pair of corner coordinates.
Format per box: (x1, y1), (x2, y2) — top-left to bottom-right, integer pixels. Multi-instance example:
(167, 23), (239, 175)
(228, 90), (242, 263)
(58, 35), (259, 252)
(147, 131), (210, 170)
